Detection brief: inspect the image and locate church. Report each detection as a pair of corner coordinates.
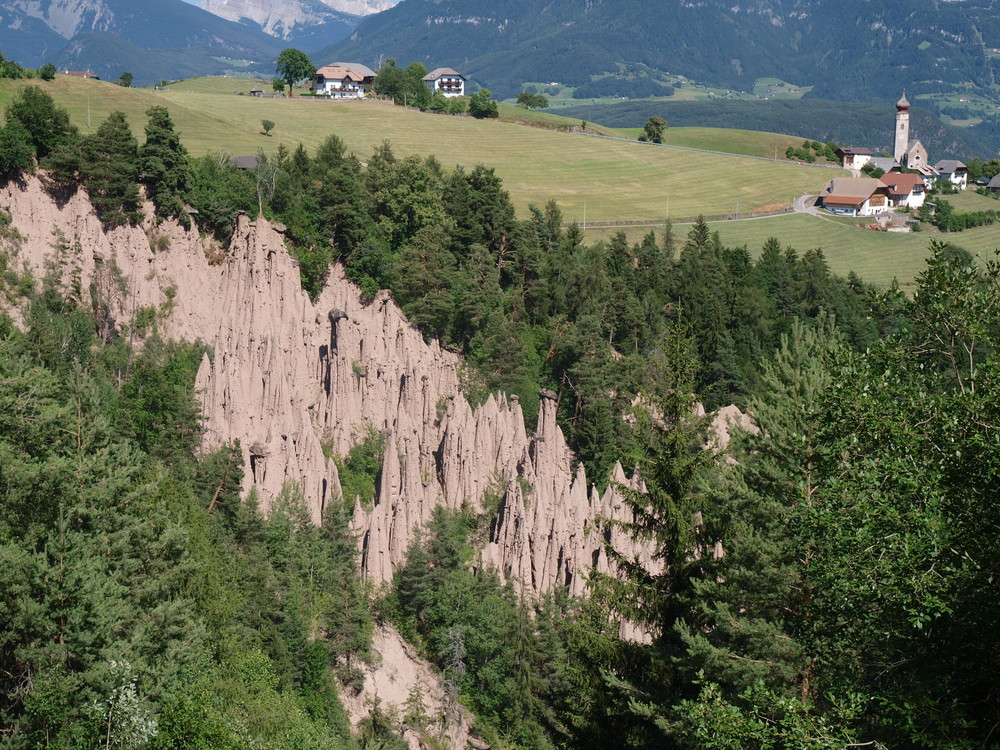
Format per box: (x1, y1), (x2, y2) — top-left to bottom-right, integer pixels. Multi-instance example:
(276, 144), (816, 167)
(893, 91), (930, 172)
(836, 91), (955, 182)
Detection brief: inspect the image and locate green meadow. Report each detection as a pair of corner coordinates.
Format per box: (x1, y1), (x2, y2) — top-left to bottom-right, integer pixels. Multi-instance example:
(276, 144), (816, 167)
(4, 74), (990, 289)
(582, 213), (1000, 293)
(0, 75), (835, 224)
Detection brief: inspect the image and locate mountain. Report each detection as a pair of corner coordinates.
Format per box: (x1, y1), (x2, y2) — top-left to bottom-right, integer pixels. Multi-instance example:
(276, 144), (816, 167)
(315, 0), (1000, 102)
(196, 0), (365, 48)
(0, 0), (285, 84)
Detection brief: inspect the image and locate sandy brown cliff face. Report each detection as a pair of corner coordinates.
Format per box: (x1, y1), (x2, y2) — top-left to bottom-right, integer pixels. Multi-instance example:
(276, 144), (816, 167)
(1, 175), (662, 604)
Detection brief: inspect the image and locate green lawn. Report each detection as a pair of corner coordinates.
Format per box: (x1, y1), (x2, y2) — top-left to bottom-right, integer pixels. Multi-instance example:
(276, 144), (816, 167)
(942, 190), (1000, 212)
(0, 76), (835, 223)
(582, 213), (1000, 292)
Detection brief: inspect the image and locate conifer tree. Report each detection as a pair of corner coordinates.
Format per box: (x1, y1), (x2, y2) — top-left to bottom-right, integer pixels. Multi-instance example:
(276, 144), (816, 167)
(141, 106), (191, 225)
(81, 111), (142, 227)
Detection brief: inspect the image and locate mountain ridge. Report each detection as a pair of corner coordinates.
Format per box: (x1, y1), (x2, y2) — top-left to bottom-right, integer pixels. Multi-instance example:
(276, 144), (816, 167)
(0, 0), (292, 84)
(315, 0), (1000, 103)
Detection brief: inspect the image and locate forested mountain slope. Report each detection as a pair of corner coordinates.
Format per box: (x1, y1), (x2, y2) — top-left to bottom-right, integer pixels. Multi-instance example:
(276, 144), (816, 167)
(317, 0), (1000, 102)
(0, 0), (284, 83)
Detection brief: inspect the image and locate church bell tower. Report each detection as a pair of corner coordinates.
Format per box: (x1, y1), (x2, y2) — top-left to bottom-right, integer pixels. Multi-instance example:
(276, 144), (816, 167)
(894, 91), (910, 163)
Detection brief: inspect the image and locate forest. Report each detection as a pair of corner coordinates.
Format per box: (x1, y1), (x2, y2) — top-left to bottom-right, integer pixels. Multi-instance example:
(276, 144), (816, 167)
(1, 85), (999, 749)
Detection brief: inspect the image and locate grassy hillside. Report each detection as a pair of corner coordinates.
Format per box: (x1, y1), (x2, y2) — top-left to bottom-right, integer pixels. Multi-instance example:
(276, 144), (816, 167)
(582, 214), (1000, 293)
(0, 76), (837, 224)
(559, 99), (992, 160)
(4, 75), (988, 291)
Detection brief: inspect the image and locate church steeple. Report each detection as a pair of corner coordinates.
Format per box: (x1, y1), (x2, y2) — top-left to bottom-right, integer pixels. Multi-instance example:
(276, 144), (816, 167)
(894, 89), (910, 163)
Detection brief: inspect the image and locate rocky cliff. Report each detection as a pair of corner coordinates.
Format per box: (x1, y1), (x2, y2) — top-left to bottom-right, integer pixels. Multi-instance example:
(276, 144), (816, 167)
(0, 175), (670, 604)
(198, 0), (391, 39)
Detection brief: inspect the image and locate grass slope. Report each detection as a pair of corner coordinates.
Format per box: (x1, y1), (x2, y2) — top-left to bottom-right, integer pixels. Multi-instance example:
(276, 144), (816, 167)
(0, 76), (835, 224)
(583, 214), (1000, 293)
(4, 75), (987, 290)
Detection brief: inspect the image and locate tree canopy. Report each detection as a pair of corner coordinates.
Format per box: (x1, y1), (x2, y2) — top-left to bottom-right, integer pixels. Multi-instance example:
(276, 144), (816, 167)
(275, 48), (314, 96)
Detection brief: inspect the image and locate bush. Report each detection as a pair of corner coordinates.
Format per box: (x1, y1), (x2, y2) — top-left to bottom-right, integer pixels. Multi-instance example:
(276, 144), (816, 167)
(468, 88), (499, 119)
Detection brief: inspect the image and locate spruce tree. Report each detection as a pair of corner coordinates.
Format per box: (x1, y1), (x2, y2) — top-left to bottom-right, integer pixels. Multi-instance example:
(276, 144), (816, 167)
(81, 112), (142, 227)
(140, 106), (191, 225)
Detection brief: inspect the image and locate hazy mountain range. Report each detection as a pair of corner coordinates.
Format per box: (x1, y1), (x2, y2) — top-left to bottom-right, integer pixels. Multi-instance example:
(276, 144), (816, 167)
(0, 0), (366, 84)
(318, 0), (1000, 103)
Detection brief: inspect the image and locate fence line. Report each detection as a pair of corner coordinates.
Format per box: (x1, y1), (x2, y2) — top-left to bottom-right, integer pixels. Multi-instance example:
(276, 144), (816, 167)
(562, 205), (796, 230)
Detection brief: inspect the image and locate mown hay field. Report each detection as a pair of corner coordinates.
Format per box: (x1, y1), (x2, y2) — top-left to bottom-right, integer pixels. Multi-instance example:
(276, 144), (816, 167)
(582, 213), (1000, 292)
(0, 76), (837, 224)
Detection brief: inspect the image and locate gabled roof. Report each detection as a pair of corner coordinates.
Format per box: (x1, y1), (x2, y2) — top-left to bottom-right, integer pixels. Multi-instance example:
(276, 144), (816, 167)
(880, 173), (925, 197)
(906, 139), (925, 152)
(934, 159), (967, 173)
(868, 156), (899, 172)
(824, 177), (885, 198)
(334, 62), (376, 78)
(423, 67), (464, 81)
(314, 65), (364, 82)
(822, 177), (887, 206)
(836, 147), (872, 156)
(233, 155), (258, 170)
(988, 174), (1000, 189)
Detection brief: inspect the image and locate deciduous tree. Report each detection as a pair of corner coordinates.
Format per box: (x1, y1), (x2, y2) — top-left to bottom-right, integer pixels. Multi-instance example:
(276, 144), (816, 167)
(275, 48), (313, 96)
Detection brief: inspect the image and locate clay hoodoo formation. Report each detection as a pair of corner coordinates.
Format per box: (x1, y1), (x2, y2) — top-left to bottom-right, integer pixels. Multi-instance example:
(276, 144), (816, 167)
(1, 176), (669, 598)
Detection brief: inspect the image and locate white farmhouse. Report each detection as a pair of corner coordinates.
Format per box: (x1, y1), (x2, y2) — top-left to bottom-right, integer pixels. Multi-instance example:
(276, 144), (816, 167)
(820, 177), (891, 217)
(311, 63), (377, 98)
(422, 68), (466, 98)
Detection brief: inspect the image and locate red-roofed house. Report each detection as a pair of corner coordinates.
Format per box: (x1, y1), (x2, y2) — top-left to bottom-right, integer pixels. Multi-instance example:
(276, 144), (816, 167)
(311, 63), (376, 98)
(820, 177), (891, 217)
(881, 173), (927, 209)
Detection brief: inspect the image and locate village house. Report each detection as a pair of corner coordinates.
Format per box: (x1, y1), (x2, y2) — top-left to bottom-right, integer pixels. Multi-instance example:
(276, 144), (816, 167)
(866, 156), (901, 174)
(934, 159), (968, 190)
(880, 172), (927, 209)
(820, 177), (891, 216)
(836, 147), (873, 171)
(422, 68), (466, 98)
(310, 63), (377, 98)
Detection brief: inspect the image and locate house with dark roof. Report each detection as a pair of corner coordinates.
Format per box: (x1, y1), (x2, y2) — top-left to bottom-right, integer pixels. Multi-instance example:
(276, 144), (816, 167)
(835, 147), (873, 171)
(422, 68), (465, 98)
(866, 156), (900, 175)
(987, 174), (1000, 193)
(233, 155), (259, 170)
(881, 173), (927, 209)
(820, 177), (891, 217)
(934, 160), (968, 190)
(311, 63), (377, 98)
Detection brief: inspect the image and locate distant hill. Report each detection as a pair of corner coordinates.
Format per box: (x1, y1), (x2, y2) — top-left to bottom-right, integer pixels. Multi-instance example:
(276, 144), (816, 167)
(559, 99), (994, 161)
(0, 0), (285, 85)
(314, 0), (1000, 104)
